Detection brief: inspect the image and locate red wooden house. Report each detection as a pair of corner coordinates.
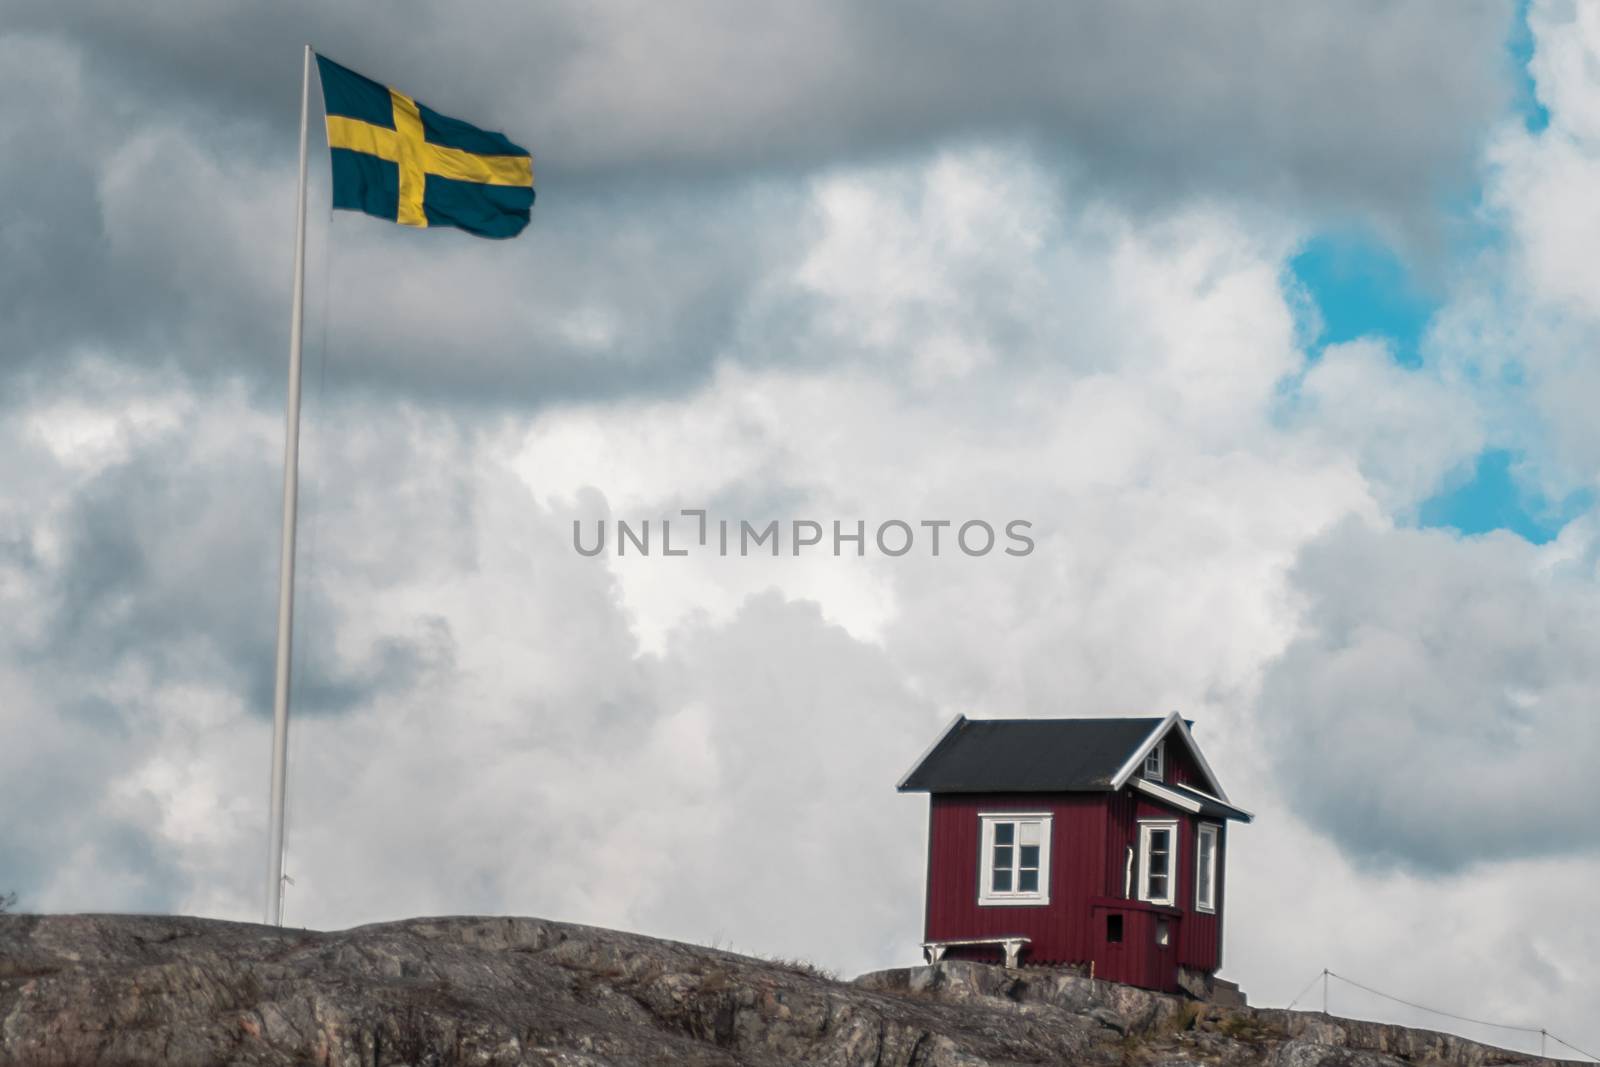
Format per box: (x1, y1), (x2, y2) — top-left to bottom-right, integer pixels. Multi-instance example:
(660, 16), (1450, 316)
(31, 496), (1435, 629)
(898, 711), (1252, 997)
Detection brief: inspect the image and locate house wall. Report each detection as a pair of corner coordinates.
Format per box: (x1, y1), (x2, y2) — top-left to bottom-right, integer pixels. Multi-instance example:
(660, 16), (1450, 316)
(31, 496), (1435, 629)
(923, 792), (1108, 965)
(1156, 734), (1206, 790)
(1104, 788), (1138, 896)
(1126, 796), (1222, 972)
(1088, 898), (1181, 992)
(1100, 789), (1225, 964)
(923, 788), (1227, 985)
(1119, 731), (1230, 973)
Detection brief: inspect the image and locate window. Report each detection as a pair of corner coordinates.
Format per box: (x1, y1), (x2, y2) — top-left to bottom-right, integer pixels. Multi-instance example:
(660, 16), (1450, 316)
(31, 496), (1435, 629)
(978, 813), (1051, 905)
(1137, 820), (1178, 906)
(1155, 919), (1170, 947)
(1144, 740), (1165, 781)
(1195, 824), (1219, 912)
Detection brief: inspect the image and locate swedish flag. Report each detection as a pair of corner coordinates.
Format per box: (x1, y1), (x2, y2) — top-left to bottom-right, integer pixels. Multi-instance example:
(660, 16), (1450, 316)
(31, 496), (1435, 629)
(315, 54), (534, 239)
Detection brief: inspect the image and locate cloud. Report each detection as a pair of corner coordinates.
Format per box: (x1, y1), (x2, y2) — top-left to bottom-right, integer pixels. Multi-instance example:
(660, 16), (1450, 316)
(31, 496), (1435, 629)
(1226, 811), (1600, 1051)
(0, 361), (936, 969)
(0, 676), (190, 913)
(0, 1), (1518, 406)
(1290, 338), (1485, 513)
(1417, 0), (1600, 487)
(0, 44), (803, 408)
(278, 588), (932, 968)
(1260, 515), (1600, 872)
(0, 364), (465, 722)
(7, 1), (1515, 219)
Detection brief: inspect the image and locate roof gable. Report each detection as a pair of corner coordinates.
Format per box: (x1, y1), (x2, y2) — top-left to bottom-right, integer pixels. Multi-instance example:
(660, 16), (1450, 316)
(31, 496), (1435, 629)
(1108, 711), (1229, 801)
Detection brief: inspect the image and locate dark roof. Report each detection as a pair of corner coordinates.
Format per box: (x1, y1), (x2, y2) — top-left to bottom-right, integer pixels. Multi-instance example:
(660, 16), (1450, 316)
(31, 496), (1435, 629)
(898, 716), (1164, 794)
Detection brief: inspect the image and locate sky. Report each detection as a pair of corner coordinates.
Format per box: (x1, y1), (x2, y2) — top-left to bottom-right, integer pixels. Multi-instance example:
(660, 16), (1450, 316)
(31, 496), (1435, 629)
(1, 0), (1598, 1056)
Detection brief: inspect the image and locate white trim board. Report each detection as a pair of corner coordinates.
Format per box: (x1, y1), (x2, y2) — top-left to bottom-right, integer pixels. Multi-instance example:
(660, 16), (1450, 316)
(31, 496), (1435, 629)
(1135, 776), (1254, 822)
(1133, 777), (1202, 813)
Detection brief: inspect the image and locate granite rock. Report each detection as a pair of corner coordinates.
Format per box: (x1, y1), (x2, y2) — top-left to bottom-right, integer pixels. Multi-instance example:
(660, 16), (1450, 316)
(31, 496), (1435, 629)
(0, 915), (1574, 1067)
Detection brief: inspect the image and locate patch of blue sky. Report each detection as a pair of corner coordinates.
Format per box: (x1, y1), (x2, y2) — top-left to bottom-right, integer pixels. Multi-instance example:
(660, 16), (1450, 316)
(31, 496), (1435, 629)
(1289, 2), (1547, 369)
(1284, 236), (1579, 542)
(1289, 233), (1584, 543)
(1282, 7), (1578, 543)
(1418, 449), (1592, 545)
(1288, 231), (1439, 369)
(1509, 0), (1551, 134)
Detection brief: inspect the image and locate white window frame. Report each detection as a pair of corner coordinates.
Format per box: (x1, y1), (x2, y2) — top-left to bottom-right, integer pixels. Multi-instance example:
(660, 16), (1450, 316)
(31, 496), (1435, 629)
(1144, 740), (1165, 782)
(1195, 823), (1219, 913)
(1137, 819), (1179, 906)
(977, 812), (1052, 906)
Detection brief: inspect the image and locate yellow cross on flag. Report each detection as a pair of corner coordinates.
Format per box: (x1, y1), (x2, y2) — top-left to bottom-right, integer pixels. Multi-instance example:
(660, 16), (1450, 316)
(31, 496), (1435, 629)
(316, 54), (534, 238)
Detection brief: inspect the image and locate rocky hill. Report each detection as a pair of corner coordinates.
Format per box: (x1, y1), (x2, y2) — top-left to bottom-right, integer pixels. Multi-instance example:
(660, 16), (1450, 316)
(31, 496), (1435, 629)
(0, 914), (1578, 1067)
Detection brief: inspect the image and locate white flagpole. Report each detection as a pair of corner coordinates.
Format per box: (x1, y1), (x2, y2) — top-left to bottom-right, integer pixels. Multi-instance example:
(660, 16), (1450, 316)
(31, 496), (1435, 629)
(266, 43), (313, 927)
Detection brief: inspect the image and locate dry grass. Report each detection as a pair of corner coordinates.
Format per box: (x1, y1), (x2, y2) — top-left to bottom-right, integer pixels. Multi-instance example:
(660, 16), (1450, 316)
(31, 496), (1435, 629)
(760, 956), (839, 982)
(1214, 1011), (1286, 1042)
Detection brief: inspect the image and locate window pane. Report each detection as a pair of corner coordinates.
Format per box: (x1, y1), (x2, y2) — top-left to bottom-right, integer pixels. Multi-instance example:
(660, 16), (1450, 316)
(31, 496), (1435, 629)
(993, 845), (1013, 872)
(1018, 822), (1040, 847)
(1140, 826), (1175, 902)
(992, 869), (1012, 892)
(1197, 829), (1216, 907)
(993, 823), (1015, 845)
(1019, 845), (1040, 869)
(1018, 869), (1038, 893)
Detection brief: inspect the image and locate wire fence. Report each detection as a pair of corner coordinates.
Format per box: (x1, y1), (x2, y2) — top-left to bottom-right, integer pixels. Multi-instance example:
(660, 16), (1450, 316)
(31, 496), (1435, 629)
(1282, 967), (1597, 1063)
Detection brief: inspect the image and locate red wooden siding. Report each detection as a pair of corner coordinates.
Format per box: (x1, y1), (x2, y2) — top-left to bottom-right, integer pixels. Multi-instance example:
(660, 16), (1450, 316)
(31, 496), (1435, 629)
(922, 786), (1228, 986)
(1103, 788), (1137, 896)
(1154, 732), (1207, 790)
(924, 793), (1107, 965)
(1124, 794), (1223, 973)
(1089, 898), (1181, 991)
